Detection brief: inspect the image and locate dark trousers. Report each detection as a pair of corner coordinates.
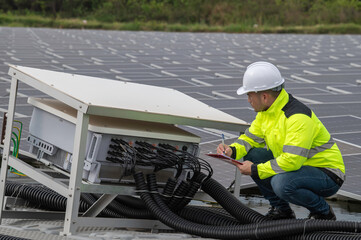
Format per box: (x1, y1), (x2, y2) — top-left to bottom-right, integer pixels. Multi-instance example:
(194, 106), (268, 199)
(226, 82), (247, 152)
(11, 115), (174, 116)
(244, 148), (340, 214)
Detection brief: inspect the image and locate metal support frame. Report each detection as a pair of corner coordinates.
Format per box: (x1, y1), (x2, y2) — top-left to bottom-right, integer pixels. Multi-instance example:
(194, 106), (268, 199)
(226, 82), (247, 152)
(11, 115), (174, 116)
(76, 217), (171, 230)
(0, 76), (18, 220)
(8, 156), (68, 197)
(233, 157), (243, 198)
(0, 78), (168, 235)
(233, 167), (242, 198)
(62, 111), (89, 236)
(0, 67), (247, 236)
(82, 194), (117, 217)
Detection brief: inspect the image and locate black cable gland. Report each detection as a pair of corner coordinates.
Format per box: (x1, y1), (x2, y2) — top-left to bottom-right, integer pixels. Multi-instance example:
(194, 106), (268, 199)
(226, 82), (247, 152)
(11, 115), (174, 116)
(174, 181), (201, 212)
(161, 177), (177, 203)
(133, 172), (147, 191)
(168, 180), (190, 210)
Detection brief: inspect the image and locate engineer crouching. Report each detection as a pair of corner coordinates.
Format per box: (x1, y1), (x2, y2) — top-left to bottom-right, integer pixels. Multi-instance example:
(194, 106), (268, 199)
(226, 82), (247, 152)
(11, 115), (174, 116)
(217, 61), (345, 220)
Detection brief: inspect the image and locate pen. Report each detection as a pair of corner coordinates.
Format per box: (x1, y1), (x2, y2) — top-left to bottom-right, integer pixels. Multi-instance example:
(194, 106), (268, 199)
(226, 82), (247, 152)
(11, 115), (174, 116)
(221, 133), (225, 153)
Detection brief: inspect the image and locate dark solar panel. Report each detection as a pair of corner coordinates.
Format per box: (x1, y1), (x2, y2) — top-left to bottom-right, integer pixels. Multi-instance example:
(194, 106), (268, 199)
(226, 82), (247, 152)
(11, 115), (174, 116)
(0, 27), (360, 200)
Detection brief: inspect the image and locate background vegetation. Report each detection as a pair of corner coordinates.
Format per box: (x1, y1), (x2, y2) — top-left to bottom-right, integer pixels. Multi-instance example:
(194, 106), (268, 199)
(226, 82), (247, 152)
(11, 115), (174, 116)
(0, 0), (360, 33)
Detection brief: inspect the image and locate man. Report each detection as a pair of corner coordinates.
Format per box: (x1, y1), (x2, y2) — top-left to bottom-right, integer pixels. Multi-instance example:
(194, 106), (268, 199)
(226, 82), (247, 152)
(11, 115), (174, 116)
(218, 61), (345, 220)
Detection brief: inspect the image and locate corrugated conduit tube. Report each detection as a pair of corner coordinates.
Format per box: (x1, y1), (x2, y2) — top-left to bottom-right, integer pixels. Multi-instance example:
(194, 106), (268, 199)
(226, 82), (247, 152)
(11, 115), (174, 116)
(134, 172), (361, 240)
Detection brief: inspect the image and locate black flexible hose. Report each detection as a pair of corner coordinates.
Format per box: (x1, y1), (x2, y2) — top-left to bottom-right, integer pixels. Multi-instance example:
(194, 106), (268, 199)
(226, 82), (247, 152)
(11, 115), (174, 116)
(117, 189), (249, 227)
(167, 180), (190, 210)
(134, 172), (361, 240)
(179, 205), (240, 226)
(91, 194), (153, 219)
(115, 195), (147, 209)
(199, 172), (267, 224)
(199, 174), (361, 239)
(80, 193), (124, 218)
(173, 181), (200, 212)
(0, 235), (29, 240)
(281, 232), (361, 240)
(160, 177), (177, 204)
(107, 199), (153, 219)
(5, 178), (361, 240)
(6, 182), (86, 212)
(6, 180), (242, 225)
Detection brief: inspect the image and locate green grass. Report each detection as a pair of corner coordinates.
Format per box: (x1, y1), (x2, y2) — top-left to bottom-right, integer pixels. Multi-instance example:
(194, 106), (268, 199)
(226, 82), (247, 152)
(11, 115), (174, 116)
(0, 13), (360, 34)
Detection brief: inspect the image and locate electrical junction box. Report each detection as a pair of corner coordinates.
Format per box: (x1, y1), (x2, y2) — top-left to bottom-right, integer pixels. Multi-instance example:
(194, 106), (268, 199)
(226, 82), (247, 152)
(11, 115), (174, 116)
(27, 97), (201, 184)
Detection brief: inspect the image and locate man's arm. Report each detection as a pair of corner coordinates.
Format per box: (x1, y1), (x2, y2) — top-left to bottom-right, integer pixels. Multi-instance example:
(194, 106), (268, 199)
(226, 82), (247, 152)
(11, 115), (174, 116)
(255, 114), (314, 179)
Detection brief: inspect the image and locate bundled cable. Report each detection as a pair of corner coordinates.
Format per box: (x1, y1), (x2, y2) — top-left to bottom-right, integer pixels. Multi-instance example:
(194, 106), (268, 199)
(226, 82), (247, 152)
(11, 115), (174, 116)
(135, 141), (183, 176)
(80, 193), (124, 218)
(91, 193), (153, 219)
(0, 235), (29, 240)
(115, 195), (148, 209)
(158, 143), (213, 180)
(134, 172), (361, 240)
(179, 205), (240, 226)
(106, 138), (137, 181)
(160, 177), (177, 204)
(5, 182), (88, 212)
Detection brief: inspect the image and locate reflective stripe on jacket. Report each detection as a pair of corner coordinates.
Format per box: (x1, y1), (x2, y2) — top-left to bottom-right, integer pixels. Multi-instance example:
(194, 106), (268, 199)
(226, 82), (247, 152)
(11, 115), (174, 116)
(230, 89), (345, 180)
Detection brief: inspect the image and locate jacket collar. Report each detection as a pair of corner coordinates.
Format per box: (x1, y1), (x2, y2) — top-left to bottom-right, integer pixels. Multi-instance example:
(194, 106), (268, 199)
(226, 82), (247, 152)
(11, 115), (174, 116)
(263, 88), (289, 115)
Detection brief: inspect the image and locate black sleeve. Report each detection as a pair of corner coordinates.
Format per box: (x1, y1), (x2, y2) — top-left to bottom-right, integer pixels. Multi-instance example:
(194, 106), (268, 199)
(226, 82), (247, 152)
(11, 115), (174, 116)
(230, 146), (236, 159)
(251, 164), (259, 179)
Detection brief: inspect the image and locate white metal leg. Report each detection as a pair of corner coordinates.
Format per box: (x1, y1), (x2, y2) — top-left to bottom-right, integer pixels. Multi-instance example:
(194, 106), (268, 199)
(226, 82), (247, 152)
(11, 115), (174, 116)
(82, 194), (117, 217)
(233, 158), (243, 198)
(62, 111), (89, 236)
(0, 77), (18, 221)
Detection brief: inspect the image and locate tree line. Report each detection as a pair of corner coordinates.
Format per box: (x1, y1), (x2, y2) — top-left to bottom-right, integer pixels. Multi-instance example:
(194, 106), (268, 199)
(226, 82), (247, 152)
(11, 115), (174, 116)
(1, 0), (360, 26)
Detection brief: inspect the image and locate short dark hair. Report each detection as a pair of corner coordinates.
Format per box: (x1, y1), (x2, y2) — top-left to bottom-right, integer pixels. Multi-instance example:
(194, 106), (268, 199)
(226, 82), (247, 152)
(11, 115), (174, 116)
(261, 83), (284, 98)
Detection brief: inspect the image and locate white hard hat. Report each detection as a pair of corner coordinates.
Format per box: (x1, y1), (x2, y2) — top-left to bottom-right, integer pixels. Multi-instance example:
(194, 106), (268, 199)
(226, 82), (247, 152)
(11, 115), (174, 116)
(237, 61), (284, 95)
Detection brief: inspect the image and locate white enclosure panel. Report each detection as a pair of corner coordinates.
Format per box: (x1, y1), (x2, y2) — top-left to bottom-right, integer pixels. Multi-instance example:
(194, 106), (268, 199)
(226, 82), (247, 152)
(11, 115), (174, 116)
(28, 97), (201, 144)
(9, 65), (249, 131)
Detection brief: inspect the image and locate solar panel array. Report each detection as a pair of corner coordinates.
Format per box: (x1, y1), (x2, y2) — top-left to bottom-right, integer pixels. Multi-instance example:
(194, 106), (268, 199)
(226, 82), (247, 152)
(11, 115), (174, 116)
(0, 27), (361, 200)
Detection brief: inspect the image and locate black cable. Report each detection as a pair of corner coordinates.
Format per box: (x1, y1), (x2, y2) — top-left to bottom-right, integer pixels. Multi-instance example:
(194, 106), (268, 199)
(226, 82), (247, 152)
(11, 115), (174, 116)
(158, 143), (213, 180)
(135, 141), (183, 175)
(135, 172), (361, 240)
(159, 144), (213, 178)
(115, 195), (147, 209)
(0, 235), (30, 240)
(166, 180), (190, 210)
(107, 138), (137, 181)
(179, 205), (240, 226)
(160, 177), (177, 204)
(5, 182), (89, 212)
(91, 194), (153, 219)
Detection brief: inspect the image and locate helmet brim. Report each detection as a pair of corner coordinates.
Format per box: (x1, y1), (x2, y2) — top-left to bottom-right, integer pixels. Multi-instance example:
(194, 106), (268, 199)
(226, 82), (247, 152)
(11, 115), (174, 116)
(236, 86), (248, 95)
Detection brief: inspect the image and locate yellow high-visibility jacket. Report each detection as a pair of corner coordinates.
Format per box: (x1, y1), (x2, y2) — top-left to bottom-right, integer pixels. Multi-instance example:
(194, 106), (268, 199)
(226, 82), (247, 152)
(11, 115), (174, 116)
(230, 89), (345, 182)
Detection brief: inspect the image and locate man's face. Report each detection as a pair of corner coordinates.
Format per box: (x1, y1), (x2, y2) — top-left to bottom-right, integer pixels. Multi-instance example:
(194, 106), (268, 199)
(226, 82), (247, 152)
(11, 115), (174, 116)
(247, 92), (267, 112)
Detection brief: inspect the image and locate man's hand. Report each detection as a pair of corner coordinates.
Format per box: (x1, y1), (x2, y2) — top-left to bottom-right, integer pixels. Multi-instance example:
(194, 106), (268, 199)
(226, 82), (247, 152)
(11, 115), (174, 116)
(234, 160), (253, 175)
(217, 143), (232, 157)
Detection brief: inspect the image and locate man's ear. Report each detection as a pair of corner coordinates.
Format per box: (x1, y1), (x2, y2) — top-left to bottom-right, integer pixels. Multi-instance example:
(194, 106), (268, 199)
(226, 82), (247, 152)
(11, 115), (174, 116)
(262, 92), (272, 105)
(261, 92), (268, 101)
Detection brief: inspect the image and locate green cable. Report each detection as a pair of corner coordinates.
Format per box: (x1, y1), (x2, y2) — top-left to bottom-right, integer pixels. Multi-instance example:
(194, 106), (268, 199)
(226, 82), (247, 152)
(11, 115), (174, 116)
(11, 137), (17, 156)
(10, 137), (21, 175)
(10, 121), (25, 176)
(12, 131), (19, 157)
(14, 120), (23, 157)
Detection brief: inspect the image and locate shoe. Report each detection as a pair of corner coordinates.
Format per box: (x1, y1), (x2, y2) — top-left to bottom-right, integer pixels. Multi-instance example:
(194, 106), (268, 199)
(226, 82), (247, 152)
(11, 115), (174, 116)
(308, 206), (336, 220)
(265, 206), (296, 220)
